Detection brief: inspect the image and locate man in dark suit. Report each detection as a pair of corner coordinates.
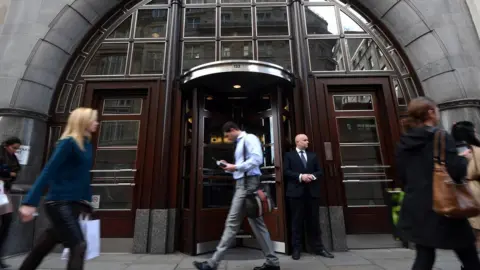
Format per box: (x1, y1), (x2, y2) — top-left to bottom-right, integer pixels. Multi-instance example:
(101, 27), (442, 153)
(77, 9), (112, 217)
(284, 134), (334, 260)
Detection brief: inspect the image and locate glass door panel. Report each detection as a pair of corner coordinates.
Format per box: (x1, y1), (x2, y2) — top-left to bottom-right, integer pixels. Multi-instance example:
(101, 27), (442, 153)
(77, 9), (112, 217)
(328, 92), (393, 234)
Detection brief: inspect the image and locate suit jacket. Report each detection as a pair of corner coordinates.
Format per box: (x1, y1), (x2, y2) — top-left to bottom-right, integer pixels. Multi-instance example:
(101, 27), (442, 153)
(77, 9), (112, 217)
(284, 150), (323, 198)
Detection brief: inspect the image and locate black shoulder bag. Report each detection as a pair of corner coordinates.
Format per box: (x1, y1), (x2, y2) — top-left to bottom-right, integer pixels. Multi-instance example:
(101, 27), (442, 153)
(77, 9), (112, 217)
(242, 134), (274, 218)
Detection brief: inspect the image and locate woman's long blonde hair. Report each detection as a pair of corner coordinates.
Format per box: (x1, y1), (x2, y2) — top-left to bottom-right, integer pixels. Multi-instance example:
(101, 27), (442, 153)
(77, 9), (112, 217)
(59, 107), (98, 151)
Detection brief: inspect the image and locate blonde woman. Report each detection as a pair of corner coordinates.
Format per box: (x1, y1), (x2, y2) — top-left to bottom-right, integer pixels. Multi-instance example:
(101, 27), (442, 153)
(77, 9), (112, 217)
(18, 108), (98, 270)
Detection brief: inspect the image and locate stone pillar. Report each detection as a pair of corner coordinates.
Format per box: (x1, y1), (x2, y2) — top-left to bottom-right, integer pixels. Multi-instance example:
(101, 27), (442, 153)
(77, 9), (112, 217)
(439, 99), (480, 132)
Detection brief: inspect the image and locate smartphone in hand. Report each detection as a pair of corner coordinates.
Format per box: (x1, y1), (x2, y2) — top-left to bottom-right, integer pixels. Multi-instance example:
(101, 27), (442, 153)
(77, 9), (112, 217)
(212, 157), (227, 168)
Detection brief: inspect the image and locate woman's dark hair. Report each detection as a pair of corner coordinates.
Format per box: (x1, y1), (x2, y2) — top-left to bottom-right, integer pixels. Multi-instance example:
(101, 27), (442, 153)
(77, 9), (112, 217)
(404, 97), (437, 131)
(2, 137), (21, 147)
(451, 121), (480, 147)
(222, 121), (240, 133)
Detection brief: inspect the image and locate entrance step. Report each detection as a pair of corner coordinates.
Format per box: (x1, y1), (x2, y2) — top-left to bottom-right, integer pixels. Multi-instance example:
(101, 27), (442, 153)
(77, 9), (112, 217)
(347, 234), (403, 249)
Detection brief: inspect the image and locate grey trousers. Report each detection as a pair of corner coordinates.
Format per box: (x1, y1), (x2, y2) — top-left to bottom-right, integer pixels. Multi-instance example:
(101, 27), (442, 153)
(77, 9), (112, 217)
(208, 176), (280, 267)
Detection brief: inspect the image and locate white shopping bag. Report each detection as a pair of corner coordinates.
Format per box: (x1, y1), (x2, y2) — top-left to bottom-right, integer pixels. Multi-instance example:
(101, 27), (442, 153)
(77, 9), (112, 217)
(0, 181), (8, 206)
(61, 215), (101, 261)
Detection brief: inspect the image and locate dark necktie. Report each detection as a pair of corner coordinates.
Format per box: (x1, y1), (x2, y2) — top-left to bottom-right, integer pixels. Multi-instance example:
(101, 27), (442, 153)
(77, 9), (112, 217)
(299, 151), (307, 168)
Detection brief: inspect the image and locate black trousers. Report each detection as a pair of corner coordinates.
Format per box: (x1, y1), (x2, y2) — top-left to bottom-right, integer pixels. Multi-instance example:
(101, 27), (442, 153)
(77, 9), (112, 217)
(289, 196), (324, 251)
(19, 201), (89, 270)
(0, 213), (12, 256)
(413, 244), (480, 270)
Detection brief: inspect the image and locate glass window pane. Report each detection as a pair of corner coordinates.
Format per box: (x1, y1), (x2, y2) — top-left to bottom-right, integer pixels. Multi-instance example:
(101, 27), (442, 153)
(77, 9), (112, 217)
(389, 49), (408, 75)
(393, 78), (407, 106)
(305, 6), (338, 35)
(98, 121), (140, 147)
(184, 8), (215, 37)
(186, 0), (215, 3)
(182, 177), (190, 208)
(182, 42), (215, 71)
(103, 99), (143, 115)
(256, 0), (285, 2)
(256, 7), (288, 36)
(47, 126), (62, 159)
(340, 145), (383, 167)
(135, 9), (168, 38)
(333, 95), (373, 111)
(91, 186), (133, 210)
(258, 40), (291, 70)
(344, 182), (387, 206)
(222, 0), (250, 3)
(146, 0), (168, 4)
(347, 39), (392, 71)
(107, 16), (132, 39)
(337, 117), (379, 143)
(203, 179), (235, 208)
(131, 43), (165, 74)
(85, 43), (128, 75)
(221, 7), (252, 36)
(220, 41), (253, 60)
(404, 77), (419, 100)
(56, 84), (72, 113)
(308, 39), (344, 71)
(340, 11), (365, 34)
(69, 85), (83, 112)
(93, 149), (137, 171)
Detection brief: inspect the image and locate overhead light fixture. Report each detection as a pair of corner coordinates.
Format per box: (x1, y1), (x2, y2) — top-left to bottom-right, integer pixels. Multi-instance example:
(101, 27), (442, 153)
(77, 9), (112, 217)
(233, 85), (241, 89)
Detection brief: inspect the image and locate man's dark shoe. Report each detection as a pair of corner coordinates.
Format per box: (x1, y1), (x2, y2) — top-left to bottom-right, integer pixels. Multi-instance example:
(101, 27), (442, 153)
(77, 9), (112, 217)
(315, 249), (334, 258)
(253, 263), (280, 270)
(291, 250), (301, 260)
(193, 261), (216, 270)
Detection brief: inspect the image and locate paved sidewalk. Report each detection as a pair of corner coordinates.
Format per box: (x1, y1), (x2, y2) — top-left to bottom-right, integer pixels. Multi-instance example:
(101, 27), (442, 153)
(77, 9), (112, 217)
(4, 248), (466, 270)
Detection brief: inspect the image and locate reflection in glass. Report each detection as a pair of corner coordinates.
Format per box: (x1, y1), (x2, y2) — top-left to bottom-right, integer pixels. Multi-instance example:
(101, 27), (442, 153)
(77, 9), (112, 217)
(333, 95), (373, 111)
(184, 8), (215, 37)
(337, 118), (379, 143)
(146, 0), (168, 4)
(186, 0), (215, 3)
(135, 9), (168, 38)
(103, 99), (143, 115)
(203, 179), (234, 208)
(69, 85), (83, 112)
(347, 39), (392, 71)
(256, 0), (285, 3)
(107, 16), (132, 39)
(305, 6), (338, 35)
(344, 182), (386, 206)
(91, 186), (133, 210)
(183, 146), (191, 176)
(404, 78), (419, 100)
(47, 126), (62, 159)
(308, 39), (343, 71)
(98, 121), (140, 147)
(131, 43), (165, 74)
(56, 84), (72, 113)
(85, 43), (128, 75)
(389, 50), (408, 74)
(258, 40), (291, 70)
(182, 42), (215, 71)
(221, 7), (252, 36)
(182, 177), (190, 208)
(221, 41), (253, 60)
(256, 7), (288, 36)
(340, 145), (382, 167)
(222, 0), (249, 3)
(393, 78), (407, 106)
(93, 149), (137, 173)
(340, 11), (365, 34)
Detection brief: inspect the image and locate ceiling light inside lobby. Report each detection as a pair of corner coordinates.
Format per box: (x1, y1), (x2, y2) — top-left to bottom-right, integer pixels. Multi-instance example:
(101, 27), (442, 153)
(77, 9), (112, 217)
(233, 85), (241, 89)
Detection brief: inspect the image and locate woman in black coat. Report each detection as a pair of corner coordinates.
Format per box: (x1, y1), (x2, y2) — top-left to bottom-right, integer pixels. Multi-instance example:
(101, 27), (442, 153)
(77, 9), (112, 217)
(395, 97), (480, 269)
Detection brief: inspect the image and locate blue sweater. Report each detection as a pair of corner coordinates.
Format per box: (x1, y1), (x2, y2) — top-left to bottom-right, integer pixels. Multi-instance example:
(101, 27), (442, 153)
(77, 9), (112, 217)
(23, 137), (93, 206)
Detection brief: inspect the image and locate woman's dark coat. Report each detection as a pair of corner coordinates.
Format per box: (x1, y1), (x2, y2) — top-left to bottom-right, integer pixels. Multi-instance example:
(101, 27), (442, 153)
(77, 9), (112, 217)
(0, 147), (20, 192)
(396, 126), (475, 249)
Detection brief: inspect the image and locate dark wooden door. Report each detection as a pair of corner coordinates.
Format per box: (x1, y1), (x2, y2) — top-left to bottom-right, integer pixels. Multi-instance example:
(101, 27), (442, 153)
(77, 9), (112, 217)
(325, 91), (395, 234)
(89, 91), (149, 237)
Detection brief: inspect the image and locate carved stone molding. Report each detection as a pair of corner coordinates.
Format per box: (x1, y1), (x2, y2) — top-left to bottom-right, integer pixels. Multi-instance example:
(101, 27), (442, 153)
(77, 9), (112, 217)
(438, 98), (480, 111)
(0, 108), (49, 122)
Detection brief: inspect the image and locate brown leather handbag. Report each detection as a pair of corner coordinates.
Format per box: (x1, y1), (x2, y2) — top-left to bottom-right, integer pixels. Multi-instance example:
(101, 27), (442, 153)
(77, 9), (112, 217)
(432, 130), (480, 218)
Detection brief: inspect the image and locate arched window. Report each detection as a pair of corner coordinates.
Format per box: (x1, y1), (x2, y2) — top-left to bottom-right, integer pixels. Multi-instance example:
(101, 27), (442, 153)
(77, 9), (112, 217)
(55, 0), (418, 117)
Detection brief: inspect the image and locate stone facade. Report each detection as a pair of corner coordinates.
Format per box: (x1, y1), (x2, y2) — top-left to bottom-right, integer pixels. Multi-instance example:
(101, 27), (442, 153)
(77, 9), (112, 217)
(0, 0), (479, 256)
